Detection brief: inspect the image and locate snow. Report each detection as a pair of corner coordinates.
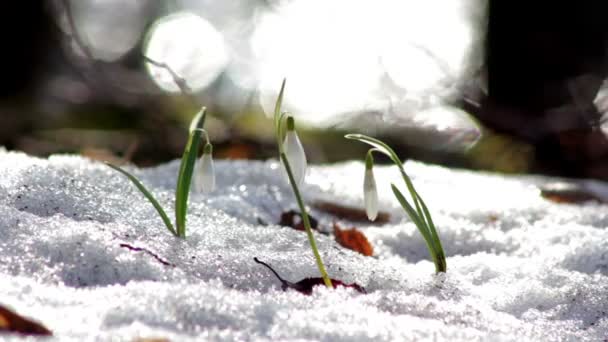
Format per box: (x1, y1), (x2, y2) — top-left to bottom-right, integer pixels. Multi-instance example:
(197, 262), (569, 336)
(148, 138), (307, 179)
(1, 149), (608, 341)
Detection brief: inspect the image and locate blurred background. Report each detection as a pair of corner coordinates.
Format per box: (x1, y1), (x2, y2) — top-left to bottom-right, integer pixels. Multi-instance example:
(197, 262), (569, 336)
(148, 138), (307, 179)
(3, 1), (608, 179)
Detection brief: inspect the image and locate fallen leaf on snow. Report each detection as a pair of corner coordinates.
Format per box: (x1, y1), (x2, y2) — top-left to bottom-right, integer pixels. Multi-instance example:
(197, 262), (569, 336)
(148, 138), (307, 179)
(254, 257), (366, 295)
(333, 222), (374, 256)
(0, 304), (52, 336)
(539, 183), (604, 204)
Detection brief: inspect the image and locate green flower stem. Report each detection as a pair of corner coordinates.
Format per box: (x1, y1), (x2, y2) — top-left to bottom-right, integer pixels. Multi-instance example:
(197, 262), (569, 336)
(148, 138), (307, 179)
(273, 79), (332, 287)
(280, 153), (333, 288)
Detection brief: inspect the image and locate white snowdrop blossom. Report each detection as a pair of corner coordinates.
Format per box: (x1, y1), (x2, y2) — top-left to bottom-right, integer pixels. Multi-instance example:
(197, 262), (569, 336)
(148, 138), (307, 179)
(364, 152), (378, 221)
(195, 143), (215, 193)
(283, 116), (307, 187)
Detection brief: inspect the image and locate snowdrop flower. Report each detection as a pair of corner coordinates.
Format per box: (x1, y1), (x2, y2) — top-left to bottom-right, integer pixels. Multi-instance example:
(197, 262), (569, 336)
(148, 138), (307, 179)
(195, 142), (215, 193)
(364, 152), (378, 221)
(283, 116), (307, 187)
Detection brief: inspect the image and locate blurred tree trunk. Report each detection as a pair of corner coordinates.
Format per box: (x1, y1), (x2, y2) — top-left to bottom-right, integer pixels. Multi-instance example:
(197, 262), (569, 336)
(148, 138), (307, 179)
(468, 1), (608, 179)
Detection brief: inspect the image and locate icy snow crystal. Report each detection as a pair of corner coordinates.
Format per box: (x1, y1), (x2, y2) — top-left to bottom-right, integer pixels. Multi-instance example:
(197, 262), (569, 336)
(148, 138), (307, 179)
(0, 149), (607, 341)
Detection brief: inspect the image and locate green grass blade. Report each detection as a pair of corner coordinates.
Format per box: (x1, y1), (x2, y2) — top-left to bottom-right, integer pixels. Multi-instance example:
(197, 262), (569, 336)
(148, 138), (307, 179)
(106, 162), (177, 236)
(175, 108), (207, 238)
(415, 191), (446, 271)
(398, 169), (426, 226)
(391, 184), (443, 273)
(396, 165), (445, 265)
(274, 79), (287, 151)
(274, 79), (286, 129)
(189, 107), (207, 132)
(390, 184), (431, 242)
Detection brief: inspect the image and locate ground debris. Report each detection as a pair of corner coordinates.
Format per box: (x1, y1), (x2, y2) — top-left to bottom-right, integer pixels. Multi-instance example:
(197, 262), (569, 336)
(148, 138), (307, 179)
(0, 304), (52, 336)
(119, 243), (175, 267)
(333, 222), (374, 256)
(312, 200), (390, 223)
(254, 257), (366, 295)
(539, 182), (605, 204)
(278, 210), (322, 233)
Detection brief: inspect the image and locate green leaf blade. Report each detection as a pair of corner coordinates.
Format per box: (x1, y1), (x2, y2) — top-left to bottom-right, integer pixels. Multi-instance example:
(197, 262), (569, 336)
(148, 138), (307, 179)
(189, 106), (207, 133)
(274, 79), (287, 130)
(391, 184), (430, 241)
(106, 162), (177, 236)
(274, 79), (287, 151)
(391, 184), (444, 273)
(175, 107), (207, 238)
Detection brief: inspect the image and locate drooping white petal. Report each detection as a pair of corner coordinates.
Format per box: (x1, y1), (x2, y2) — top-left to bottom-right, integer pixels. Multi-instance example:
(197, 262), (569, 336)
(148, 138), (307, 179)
(195, 151), (215, 194)
(364, 168), (378, 221)
(283, 130), (307, 187)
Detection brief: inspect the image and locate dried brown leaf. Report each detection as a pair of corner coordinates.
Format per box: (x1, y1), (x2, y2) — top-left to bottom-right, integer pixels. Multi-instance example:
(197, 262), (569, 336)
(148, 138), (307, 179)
(540, 183), (604, 204)
(333, 222), (374, 256)
(0, 304), (52, 336)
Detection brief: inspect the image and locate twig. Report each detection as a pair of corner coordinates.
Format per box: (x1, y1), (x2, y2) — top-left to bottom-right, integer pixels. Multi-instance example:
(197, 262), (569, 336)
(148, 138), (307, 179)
(60, 0), (96, 62)
(59, 0), (195, 103)
(141, 55), (204, 108)
(253, 257), (288, 284)
(142, 55), (192, 94)
(119, 243), (176, 267)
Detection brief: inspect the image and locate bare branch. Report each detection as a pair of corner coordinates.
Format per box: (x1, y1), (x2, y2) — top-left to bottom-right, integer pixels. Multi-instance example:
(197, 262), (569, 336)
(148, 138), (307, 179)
(142, 56), (191, 94)
(60, 0), (96, 62)
(119, 243), (176, 267)
(142, 55), (203, 107)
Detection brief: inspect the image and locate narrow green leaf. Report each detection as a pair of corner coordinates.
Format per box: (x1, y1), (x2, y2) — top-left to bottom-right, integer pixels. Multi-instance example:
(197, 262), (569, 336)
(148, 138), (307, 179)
(175, 108), (207, 238)
(189, 106), (207, 132)
(398, 169), (426, 225)
(106, 163), (177, 236)
(274, 79), (287, 151)
(390, 184), (430, 242)
(392, 184), (443, 272)
(345, 133), (403, 166)
(416, 192), (446, 271)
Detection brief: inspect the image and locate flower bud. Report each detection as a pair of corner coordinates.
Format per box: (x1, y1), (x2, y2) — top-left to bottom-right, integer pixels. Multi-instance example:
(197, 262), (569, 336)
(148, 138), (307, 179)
(195, 143), (215, 193)
(283, 116), (307, 187)
(364, 152), (378, 221)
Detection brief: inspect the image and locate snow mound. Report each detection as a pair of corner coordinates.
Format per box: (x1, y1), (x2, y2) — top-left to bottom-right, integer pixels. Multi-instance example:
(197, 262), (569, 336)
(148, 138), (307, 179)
(0, 150), (607, 341)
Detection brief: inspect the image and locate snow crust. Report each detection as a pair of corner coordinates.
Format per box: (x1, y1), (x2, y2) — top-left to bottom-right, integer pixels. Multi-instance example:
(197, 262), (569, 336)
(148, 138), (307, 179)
(1, 149), (608, 341)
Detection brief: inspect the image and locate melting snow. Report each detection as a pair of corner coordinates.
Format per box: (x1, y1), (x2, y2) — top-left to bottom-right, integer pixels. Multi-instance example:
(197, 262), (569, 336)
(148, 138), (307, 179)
(1, 149), (608, 341)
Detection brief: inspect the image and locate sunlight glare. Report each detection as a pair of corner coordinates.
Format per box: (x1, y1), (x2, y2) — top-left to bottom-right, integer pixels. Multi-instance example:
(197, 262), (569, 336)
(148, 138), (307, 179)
(250, 0), (485, 128)
(60, 0), (149, 61)
(144, 12), (229, 93)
